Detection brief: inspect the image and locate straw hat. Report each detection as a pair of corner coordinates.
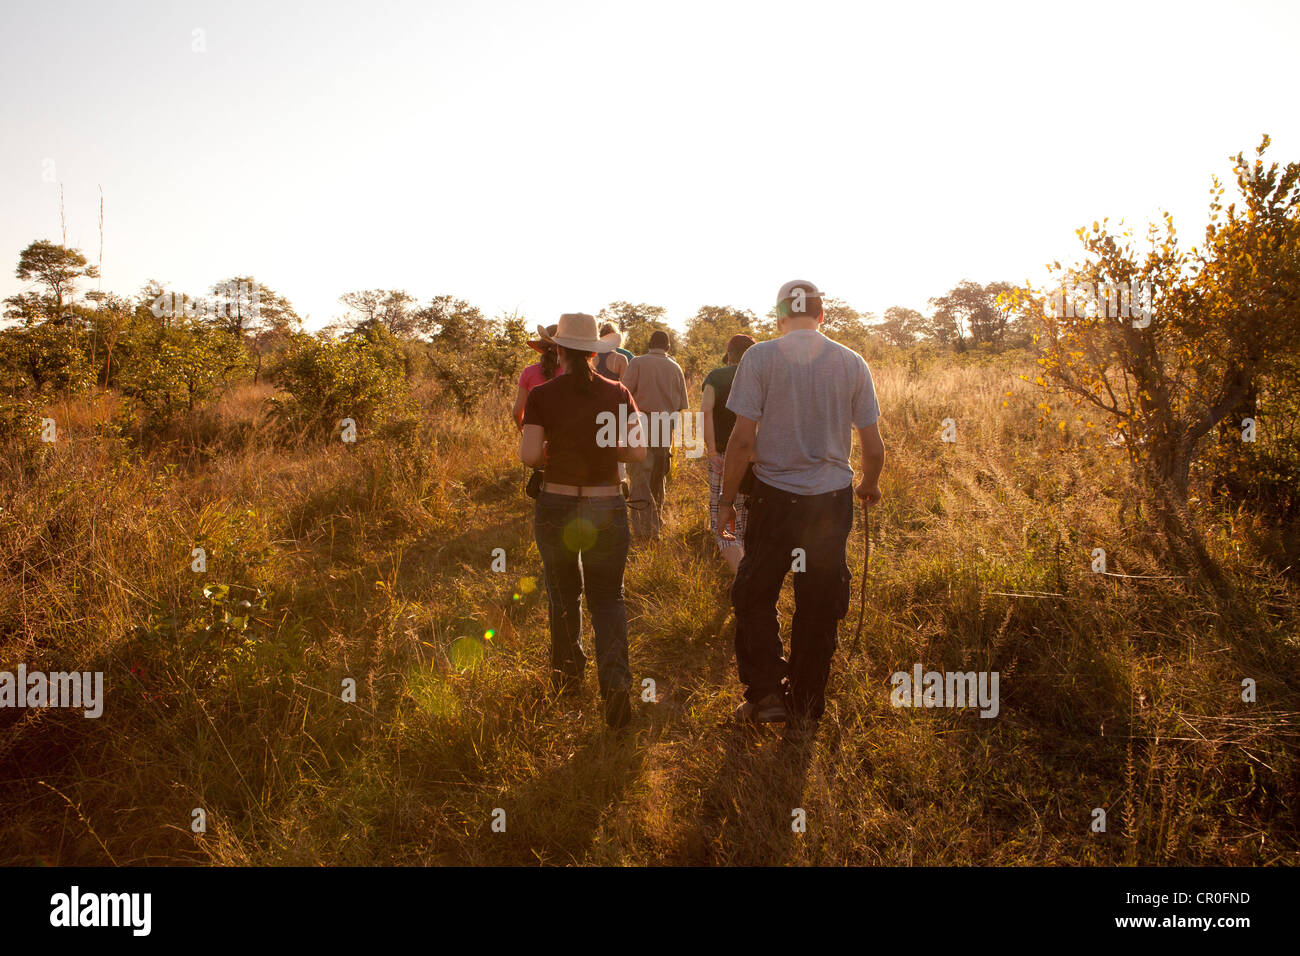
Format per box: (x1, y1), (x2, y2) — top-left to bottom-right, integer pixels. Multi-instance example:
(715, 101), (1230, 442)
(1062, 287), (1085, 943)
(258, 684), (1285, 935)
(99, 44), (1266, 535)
(526, 324), (558, 353)
(548, 313), (614, 352)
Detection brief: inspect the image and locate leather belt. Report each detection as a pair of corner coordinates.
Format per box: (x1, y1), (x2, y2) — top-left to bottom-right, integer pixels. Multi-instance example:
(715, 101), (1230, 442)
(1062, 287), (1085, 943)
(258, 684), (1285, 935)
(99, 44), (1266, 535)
(541, 482), (621, 497)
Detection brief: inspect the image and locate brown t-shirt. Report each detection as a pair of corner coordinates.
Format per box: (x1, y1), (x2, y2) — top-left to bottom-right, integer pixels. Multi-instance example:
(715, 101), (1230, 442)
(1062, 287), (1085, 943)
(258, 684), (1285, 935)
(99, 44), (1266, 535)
(523, 372), (638, 486)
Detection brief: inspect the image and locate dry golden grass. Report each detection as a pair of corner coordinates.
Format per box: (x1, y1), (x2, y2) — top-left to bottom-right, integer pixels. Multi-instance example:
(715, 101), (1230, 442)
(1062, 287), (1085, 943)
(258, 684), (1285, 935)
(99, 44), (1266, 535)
(2, 353), (1297, 865)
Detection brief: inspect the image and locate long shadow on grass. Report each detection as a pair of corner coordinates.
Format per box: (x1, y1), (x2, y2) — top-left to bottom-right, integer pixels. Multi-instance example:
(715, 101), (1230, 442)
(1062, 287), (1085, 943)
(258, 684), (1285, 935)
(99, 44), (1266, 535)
(694, 727), (815, 866)
(469, 729), (647, 865)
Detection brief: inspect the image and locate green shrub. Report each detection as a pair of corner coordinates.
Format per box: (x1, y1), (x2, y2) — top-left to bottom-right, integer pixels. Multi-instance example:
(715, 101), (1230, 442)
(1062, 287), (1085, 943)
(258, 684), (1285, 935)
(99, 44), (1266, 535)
(0, 396), (42, 451)
(1202, 354), (1300, 519)
(115, 319), (249, 430)
(425, 317), (530, 415)
(0, 322), (94, 395)
(269, 327), (416, 440)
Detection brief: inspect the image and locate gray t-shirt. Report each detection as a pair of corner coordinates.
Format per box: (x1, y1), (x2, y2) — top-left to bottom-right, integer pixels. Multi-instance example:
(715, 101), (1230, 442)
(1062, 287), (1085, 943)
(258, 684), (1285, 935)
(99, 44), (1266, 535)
(725, 329), (880, 496)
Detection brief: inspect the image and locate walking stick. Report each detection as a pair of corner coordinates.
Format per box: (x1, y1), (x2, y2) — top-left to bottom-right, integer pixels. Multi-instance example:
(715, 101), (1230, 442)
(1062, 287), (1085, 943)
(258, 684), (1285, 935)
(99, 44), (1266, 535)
(849, 505), (870, 656)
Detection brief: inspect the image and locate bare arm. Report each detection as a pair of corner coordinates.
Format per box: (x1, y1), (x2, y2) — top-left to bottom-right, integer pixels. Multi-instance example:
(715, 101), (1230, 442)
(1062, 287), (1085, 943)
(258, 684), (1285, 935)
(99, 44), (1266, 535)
(701, 384), (719, 460)
(856, 422), (885, 505)
(720, 415), (756, 504)
(520, 424), (546, 468)
(511, 385), (528, 430)
(617, 413), (647, 463)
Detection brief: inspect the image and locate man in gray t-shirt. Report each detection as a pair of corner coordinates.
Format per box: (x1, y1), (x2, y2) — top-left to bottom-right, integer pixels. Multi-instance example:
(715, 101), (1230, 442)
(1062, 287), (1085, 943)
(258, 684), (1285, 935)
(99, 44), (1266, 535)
(725, 328), (880, 495)
(718, 279), (886, 727)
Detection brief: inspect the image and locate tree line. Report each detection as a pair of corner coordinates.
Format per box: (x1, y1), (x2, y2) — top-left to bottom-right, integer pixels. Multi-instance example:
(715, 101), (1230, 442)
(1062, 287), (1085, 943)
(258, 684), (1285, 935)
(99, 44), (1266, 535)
(2, 138), (1296, 543)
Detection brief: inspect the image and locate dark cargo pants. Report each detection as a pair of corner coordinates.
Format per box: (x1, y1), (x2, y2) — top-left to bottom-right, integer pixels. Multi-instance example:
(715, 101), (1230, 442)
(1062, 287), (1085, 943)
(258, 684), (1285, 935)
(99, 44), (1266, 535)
(730, 477), (854, 720)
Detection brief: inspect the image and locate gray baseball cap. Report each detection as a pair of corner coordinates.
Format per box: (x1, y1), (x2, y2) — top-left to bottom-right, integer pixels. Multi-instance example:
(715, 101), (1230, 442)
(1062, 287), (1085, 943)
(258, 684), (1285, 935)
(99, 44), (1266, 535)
(776, 279), (825, 317)
(777, 279), (824, 302)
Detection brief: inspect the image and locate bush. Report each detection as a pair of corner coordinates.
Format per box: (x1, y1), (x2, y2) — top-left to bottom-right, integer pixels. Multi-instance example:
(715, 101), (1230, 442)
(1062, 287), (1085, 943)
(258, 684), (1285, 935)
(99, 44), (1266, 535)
(424, 317), (530, 415)
(1202, 354), (1300, 519)
(0, 396), (42, 452)
(427, 349), (479, 415)
(115, 319), (249, 431)
(0, 322), (94, 395)
(269, 327), (416, 440)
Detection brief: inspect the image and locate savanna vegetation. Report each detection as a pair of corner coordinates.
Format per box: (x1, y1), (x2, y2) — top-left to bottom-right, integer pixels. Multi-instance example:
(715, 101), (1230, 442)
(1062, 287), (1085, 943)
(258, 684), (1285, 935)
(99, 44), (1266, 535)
(1, 141), (1296, 865)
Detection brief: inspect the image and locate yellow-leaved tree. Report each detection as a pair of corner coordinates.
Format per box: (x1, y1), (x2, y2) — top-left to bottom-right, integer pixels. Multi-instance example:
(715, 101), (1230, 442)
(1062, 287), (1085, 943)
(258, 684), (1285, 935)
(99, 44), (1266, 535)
(1004, 136), (1300, 580)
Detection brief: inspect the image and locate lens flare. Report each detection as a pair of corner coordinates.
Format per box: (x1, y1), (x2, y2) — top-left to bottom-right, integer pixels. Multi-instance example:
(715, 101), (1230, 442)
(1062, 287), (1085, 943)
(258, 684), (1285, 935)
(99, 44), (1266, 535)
(563, 517), (597, 552)
(448, 636), (485, 671)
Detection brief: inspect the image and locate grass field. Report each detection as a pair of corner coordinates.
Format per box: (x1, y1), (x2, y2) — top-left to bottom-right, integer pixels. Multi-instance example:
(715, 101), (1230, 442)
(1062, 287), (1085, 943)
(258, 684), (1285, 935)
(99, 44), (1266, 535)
(2, 350), (1297, 865)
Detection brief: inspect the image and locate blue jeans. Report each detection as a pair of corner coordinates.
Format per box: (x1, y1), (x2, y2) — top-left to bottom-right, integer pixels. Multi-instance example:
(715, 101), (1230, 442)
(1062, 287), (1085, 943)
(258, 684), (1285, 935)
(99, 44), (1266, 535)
(730, 478), (854, 720)
(534, 492), (632, 698)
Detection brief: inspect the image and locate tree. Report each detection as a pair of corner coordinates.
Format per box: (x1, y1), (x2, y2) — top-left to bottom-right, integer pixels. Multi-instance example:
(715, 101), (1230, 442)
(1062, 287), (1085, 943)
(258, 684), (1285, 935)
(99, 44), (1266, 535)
(84, 292), (134, 387)
(820, 298), (877, 357)
(418, 294), (487, 345)
(981, 281), (1017, 344)
(929, 280), (1014, 348)
(479, 313), (531, 382)
(10, 240), (98, 323)
(248, 313), (303, 385)
(1007, 136), (1300, 577)
(207, 276), (301, 339)
(760, 297), (876, 357)
(115, 319), (249, 425)
(1, 241), (98, 393)
(269, 328), (415, 438)
(339, 289), (418, 337)
(877, 306), (924, 347)
(597, 301), (669, 354)
(0, 321), (92, 393)
(916, 307), (961, 346)
(681, 305), (756, 377)
(2, 292), (47, 327)
(136, 280), (173, 327)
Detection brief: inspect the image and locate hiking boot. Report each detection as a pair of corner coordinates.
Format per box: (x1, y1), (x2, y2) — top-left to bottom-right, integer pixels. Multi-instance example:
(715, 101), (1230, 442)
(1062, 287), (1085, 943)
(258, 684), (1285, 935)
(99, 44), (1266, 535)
(604, 687), (632, 731)
(735, 692), (788, 724)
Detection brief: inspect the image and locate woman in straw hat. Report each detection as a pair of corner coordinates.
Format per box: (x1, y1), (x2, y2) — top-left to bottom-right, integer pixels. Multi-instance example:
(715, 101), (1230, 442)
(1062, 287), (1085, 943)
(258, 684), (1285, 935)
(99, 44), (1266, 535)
(520, 313), (647, 731)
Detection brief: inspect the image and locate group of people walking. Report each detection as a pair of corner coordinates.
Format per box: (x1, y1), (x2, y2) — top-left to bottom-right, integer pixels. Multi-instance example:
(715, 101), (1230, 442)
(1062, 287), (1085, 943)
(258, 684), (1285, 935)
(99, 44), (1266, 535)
(514, 281), (885, 733)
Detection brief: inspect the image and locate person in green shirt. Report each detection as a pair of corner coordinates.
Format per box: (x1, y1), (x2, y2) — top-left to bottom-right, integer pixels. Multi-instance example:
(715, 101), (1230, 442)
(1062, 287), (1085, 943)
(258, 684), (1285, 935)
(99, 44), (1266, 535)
(702, 333), (756, 575)
(596, 323), (635, 498)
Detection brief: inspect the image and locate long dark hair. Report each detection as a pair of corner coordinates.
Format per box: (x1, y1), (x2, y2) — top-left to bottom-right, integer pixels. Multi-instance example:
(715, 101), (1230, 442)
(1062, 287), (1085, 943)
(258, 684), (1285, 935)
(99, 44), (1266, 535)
(559, 346), (595, 392)
(540, 346), (558, 380)
(727, 340), (753, 365)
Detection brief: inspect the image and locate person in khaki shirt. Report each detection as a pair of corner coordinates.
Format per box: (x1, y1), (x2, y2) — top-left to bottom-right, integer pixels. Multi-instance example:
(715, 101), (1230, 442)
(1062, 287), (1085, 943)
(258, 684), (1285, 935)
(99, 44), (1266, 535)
(622, 329), (689, 540)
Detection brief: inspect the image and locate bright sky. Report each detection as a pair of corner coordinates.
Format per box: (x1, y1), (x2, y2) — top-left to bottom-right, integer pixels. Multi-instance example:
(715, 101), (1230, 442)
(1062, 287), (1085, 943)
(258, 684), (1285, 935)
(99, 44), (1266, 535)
(2, 0), (1297, 331)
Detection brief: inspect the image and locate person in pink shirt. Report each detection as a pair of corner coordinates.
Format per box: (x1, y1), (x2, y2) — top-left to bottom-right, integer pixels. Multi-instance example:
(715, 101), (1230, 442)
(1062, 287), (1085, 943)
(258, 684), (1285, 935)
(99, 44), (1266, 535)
(514, 324), (563, 500)
(512, 324), (561, 429)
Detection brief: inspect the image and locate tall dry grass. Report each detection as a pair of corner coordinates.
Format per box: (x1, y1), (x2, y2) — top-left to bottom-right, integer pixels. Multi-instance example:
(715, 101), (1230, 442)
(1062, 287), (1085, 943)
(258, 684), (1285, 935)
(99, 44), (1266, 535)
(1, 354), (1297, 865)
